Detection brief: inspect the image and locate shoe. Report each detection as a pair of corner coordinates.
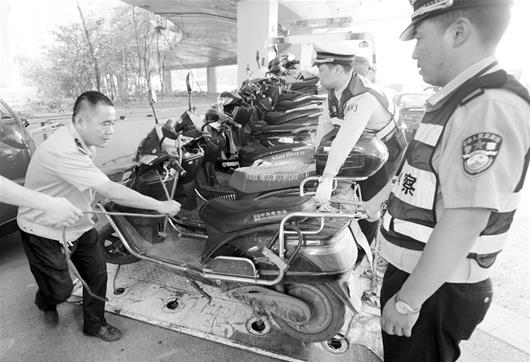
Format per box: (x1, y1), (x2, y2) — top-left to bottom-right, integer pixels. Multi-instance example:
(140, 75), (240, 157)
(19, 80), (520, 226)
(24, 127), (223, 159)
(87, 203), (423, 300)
(84, 323), (123, 342)
(38, 308), (59, 326)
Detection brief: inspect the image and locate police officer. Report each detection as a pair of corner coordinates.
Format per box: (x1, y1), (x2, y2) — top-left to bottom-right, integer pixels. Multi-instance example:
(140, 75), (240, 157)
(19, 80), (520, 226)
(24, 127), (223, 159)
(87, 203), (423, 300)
(379, 1), (530, 361)
(313, 41), (407, 243)
(17, 91), (181, 341)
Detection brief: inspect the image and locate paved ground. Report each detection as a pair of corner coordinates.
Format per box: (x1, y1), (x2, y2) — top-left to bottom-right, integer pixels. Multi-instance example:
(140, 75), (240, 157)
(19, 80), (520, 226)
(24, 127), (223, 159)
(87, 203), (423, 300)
(1, 99), (529, 361)
(1, 232), (529, 362)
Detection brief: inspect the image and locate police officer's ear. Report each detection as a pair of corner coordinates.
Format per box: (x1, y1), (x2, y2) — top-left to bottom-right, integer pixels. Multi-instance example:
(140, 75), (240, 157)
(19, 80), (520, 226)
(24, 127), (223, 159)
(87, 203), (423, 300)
(449, 17), (473, 47)
(73, 113), (88, 129)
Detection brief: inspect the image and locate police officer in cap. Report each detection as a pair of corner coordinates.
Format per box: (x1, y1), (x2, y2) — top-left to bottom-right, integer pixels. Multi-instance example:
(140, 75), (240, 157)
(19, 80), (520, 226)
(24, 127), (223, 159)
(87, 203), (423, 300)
(313, 41), (407, 243)
(379, 0), (530, 361)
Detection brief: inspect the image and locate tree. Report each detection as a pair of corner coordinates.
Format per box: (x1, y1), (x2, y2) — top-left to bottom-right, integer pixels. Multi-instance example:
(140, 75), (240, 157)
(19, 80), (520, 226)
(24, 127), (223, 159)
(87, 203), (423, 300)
(77, 0), (101, 92)
(20, 4), (184, 105)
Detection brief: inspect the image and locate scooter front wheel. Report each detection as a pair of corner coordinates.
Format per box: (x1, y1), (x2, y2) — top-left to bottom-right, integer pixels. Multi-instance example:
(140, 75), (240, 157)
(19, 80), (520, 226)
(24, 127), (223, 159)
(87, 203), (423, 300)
(97, 222), (139, 265)
(272, 282), (345, 342)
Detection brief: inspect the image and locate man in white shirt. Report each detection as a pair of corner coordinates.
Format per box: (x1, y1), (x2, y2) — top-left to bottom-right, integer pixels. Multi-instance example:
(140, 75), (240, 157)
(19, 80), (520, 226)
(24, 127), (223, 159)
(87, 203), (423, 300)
(313, 41), (407, 244)
(18, 91), (181, 341)
(379, 1), (530, 361)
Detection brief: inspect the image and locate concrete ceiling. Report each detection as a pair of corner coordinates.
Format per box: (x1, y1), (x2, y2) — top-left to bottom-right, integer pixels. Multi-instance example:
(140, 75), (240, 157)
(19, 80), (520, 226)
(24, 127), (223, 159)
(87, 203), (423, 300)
(121, 0), (372, 70)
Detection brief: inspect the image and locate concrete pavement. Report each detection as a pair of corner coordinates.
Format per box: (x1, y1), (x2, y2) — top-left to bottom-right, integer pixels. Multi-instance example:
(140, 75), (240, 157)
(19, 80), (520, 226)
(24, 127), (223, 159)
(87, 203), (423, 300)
(1, 232), (529, 361)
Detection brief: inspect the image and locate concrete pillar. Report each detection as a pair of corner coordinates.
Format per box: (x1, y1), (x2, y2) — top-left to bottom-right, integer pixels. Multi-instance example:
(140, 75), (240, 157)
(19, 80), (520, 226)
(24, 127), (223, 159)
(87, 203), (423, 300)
(237, 0), (278, 87)
(206, 66), (217, 94)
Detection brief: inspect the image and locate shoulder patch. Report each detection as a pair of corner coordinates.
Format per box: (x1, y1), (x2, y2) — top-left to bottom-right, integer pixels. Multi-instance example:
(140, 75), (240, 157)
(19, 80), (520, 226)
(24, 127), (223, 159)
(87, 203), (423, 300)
(460, 88), (485, 106)
(462, 133), (502, 175)
(345, 103), (358, 113)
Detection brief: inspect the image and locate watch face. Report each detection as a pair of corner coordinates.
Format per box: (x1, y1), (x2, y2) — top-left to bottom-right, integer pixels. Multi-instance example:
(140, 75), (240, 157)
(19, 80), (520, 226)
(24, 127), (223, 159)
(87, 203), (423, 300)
(395, 300), (410, 314)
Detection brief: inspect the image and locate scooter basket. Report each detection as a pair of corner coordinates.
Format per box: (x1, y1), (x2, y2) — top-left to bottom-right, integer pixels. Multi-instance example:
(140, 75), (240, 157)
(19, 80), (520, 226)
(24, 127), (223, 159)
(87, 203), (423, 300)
(314, 128), (389, 178)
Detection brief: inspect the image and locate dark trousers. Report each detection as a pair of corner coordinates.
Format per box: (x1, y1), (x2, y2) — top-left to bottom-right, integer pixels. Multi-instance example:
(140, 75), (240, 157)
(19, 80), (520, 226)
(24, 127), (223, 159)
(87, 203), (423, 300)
(380, 264), (493, 362)
(20, 228), (107, 334)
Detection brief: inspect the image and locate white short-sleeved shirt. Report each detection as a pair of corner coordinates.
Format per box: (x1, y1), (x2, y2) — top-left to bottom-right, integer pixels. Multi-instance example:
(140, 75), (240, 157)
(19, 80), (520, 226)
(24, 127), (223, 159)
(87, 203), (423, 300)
(429, 57), (530, 216)
(17, 125), (110, 242)
(380, 57), (530, 280)
(315, 75), (392, 178)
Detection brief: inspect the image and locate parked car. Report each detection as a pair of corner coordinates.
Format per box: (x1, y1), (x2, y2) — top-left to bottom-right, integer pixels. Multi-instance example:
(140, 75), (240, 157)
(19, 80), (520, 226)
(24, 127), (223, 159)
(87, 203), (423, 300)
(0, 97), (35, 236)
(394, 92), (432, 142)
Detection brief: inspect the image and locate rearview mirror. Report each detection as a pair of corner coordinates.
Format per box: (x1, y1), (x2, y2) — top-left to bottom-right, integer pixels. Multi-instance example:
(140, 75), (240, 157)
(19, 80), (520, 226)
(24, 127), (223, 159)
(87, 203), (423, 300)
(161, 124), (179, 140)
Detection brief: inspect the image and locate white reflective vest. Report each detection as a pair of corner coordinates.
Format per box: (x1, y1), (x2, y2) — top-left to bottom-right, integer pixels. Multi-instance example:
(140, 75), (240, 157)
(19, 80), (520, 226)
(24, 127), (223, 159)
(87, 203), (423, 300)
(382, 69), (530, 268)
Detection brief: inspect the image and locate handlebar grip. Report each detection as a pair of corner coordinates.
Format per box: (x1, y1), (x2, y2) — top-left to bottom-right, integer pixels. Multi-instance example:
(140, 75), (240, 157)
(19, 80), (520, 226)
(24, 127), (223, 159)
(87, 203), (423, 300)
(170, 160), (187, 176)
(226, 118), (242, 129)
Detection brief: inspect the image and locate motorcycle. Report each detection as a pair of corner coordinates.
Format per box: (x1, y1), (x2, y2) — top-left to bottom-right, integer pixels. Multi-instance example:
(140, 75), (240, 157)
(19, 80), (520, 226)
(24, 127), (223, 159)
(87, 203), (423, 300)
(97, 121), (388, 343)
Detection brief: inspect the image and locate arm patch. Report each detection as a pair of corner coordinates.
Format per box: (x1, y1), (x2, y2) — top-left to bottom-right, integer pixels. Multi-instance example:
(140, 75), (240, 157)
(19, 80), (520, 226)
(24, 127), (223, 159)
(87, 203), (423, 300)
(462, 133), (502, 175)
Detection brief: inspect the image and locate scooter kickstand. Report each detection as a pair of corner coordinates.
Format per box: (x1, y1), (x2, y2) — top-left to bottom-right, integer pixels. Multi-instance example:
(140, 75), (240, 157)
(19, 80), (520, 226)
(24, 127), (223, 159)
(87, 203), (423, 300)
(188, 280), (212, 304)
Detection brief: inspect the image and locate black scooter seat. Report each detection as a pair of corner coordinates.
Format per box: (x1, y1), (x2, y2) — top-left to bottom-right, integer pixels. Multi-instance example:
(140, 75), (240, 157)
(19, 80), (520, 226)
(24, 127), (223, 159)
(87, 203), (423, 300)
(251, 118), (318, 135)
(265, 108), (322, 125)
(291, 76), (319, 88)
(199, 195), (316, 233)
(239, 141), (308, 166)
(275, 97), (323, 111)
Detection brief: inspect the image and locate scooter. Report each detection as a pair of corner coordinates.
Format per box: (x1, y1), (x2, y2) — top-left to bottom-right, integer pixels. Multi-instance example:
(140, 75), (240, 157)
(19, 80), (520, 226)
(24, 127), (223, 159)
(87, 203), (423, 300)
(98, 123), (386, 342)
(133, 80), (318, 202)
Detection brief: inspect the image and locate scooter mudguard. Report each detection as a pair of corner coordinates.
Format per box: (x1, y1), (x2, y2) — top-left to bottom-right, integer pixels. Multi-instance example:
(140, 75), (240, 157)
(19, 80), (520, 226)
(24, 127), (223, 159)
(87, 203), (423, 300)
(325, 272), (362, 313)
(228, 286), (312, 325)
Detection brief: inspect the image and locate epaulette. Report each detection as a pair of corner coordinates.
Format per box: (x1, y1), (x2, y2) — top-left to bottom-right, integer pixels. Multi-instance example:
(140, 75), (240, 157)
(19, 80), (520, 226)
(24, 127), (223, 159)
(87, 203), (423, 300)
(460, 88), (485, 106)
(74, 138), (89, 155)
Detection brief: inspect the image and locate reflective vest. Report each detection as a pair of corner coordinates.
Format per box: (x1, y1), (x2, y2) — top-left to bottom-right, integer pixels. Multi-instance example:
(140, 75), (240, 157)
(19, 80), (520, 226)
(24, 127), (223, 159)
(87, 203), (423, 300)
(328, 74), (400, 139)
(382, 67), (530, 268)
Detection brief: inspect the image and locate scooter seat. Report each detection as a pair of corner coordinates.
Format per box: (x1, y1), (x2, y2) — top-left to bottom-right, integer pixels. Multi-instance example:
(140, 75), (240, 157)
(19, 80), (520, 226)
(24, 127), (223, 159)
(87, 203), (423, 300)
(229, 162), (316, 193)
(275, 97), (323, 111)
(239, 141), (309, 166)
(199, 195), (316, 234)
(251, 121), (317, 136)
(290, 76), (319, 89)
(265, 108), (322, 125)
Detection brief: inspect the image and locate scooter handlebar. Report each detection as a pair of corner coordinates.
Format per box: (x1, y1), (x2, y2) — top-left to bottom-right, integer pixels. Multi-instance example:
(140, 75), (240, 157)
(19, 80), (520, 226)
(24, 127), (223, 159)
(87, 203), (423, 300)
(169, 159), (187, 177)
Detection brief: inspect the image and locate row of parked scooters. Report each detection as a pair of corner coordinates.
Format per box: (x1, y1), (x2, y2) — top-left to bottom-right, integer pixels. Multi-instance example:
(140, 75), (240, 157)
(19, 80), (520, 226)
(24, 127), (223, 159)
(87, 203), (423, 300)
(97, 68), (388, 343)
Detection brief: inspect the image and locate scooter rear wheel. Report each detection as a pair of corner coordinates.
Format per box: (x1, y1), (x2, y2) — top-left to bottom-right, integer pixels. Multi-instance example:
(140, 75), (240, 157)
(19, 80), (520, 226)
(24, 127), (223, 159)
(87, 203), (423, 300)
(273, 282), (345, 342)
(97, 223), (139, 265)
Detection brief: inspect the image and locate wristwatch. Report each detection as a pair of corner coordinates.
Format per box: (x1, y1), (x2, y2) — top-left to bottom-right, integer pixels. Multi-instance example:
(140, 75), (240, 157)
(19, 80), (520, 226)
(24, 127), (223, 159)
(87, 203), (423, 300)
(394, 294), (421, 315)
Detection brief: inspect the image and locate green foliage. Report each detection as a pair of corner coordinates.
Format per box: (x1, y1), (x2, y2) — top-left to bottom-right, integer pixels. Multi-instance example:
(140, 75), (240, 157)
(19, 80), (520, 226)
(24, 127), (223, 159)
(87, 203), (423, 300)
(22, 4), (182, 106)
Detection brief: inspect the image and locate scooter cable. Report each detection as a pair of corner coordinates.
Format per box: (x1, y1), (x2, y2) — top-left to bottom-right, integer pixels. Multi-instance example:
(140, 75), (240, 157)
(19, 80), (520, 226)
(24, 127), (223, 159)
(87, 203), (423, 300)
(60, 210), (170, 303)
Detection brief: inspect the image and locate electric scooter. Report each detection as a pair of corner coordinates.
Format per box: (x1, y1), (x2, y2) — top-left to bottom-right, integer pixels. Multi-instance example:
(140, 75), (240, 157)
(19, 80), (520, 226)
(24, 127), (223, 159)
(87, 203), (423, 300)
(98, 122), (388, 343)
